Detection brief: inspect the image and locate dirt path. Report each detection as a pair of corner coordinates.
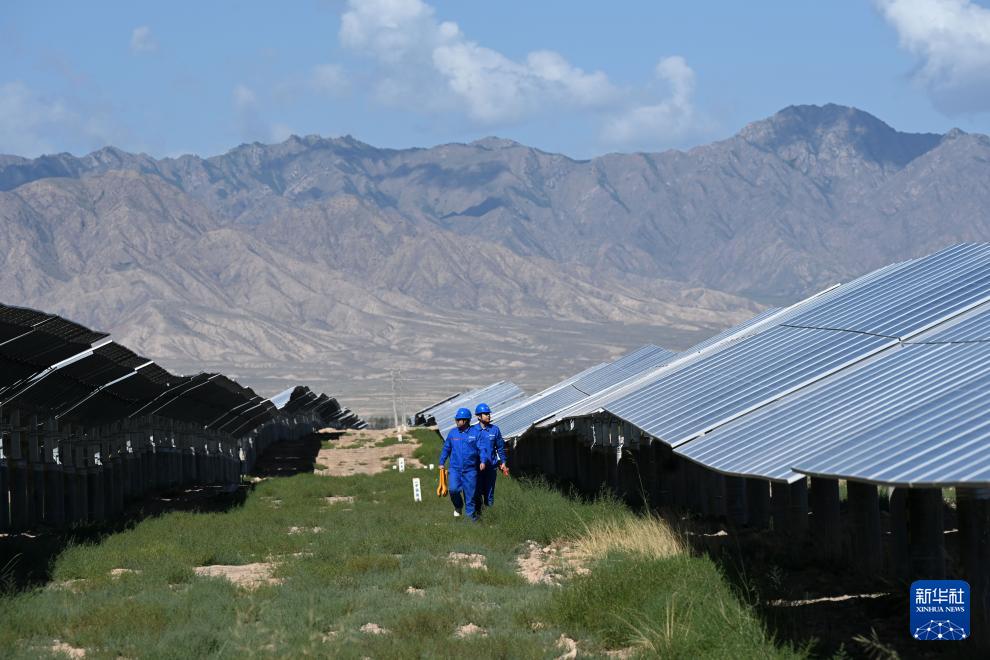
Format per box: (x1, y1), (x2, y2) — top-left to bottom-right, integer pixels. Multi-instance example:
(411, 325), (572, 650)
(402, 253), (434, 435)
(315, 428), (426, 477)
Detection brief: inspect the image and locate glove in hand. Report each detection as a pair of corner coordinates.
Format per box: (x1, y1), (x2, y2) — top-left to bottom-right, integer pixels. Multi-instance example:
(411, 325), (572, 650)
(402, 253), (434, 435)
(436, 466), (448, 497)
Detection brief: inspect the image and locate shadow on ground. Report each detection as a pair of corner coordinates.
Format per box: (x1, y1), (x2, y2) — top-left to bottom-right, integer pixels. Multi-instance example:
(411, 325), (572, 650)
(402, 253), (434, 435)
(252, 431), (333, 477)
(521, 468), (971, 660)
(0, 432), (335, 593)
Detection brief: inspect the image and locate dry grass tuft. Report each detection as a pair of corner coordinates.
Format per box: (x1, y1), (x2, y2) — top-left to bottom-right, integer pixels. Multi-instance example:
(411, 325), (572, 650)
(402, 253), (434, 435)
(575, 514), (685, 561)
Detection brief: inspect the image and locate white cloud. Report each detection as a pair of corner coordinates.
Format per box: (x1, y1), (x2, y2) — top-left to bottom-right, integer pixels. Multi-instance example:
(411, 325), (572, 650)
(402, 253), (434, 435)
(339, 0), (617, 124)
(0, 81), (123, 156)
(130, 26), (158, 54)
(877, 0), (990, 113)
(601, 56), (705, 149)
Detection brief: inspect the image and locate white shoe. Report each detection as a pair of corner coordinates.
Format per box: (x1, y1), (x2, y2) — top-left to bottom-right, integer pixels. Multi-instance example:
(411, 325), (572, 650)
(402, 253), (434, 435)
(453, 511), (461, 517)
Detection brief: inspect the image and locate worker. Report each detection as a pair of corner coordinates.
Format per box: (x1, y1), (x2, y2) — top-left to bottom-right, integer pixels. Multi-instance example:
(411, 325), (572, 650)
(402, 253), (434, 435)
(438, 407), (490, 520)
(473, 402), (508, 509)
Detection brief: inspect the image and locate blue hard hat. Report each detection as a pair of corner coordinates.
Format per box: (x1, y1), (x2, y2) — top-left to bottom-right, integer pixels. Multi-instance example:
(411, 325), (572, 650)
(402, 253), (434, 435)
(454, 407), (472, 420)
(475, 403), (491, 415)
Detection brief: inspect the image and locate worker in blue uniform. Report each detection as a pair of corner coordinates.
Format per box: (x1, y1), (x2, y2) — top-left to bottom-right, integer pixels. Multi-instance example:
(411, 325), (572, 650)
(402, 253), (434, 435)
(473, 402), (508, 509)
(438, 407), (490, 520)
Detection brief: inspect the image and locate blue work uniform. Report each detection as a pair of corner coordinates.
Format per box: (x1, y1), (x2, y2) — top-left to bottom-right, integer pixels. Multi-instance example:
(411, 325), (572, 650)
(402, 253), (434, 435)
(473, 422), (505, 507)
(439, 425), (491, 520)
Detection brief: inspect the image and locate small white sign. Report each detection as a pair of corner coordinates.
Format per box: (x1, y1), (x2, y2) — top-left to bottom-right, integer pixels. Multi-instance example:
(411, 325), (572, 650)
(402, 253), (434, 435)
(429, 463), (435, 470)
(412, 477), (422, 502)
(398, 457), (406, 472)
(398, 434), (404, 443)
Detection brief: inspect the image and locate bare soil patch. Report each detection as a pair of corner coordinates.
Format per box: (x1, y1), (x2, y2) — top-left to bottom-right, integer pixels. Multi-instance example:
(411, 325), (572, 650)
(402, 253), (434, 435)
(516, 540), (588, 585)
(455, 623), (487, 638)
(360, 622), (389, 635)
(50, 640), (86, 658)
(316, 428), (424, 476)
(324, 496), (354, 505)
(109, 568), (141, 578)
(193, 562), (279, 590)
(447, 552), (487, 570)
(555, 634), (578, 659)
(287, 526), (323, 535)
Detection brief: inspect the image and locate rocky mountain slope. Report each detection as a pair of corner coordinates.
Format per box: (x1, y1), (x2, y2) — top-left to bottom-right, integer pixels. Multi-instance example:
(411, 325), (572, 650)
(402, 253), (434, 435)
(3, 104), (989, 413)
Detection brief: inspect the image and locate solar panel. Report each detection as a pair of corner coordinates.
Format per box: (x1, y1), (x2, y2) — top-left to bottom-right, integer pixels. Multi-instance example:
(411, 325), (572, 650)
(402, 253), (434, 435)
(535, 298), (864, 431)
(784, 243), (990, 337)
(413, 391), (463, 423)
(433, 380), (526, 436)
(496, 385), (592, 439)
(270, 386), (300, 410)
(476, 345), (678, 440)
(792, 363), (990, 487)
(677, 340), (990, 482)
(681, 307), (783, 354)
(605, 326), (893, 447)
(571, 345), (676, 395)
(907, 302), (990, 344)
(572, 244), (990, 453)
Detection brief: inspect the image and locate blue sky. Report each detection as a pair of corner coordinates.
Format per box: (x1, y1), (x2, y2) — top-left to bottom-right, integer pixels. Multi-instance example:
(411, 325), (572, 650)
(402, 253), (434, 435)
(3, 0), (990, 159)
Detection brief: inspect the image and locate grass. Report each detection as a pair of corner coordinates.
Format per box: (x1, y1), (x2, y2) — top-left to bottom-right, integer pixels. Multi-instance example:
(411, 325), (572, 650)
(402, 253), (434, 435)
(574, 515), (684, 562)
(0, 428), (801, 659)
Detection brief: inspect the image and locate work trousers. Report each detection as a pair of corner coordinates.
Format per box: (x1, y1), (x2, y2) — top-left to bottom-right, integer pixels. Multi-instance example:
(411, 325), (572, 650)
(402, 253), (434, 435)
(449, 468), (480, 520)
(476, 465), (499, 508)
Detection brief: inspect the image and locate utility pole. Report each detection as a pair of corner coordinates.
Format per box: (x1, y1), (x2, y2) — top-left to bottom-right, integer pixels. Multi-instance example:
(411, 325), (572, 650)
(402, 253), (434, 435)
(397, 369), (408, 433)
(390, 370), (400, 433)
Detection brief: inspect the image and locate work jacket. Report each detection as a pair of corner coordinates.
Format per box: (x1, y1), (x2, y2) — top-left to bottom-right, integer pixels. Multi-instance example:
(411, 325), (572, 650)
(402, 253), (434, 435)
(439, 425), (490, 472)
(473, 422), (505, 465)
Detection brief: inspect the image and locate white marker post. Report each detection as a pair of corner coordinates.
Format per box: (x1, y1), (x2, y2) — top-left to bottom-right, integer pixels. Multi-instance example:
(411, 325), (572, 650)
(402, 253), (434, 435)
(412, 477), (422, 502)
(398, 457), (406, 472)
(429, 463), (435, 470)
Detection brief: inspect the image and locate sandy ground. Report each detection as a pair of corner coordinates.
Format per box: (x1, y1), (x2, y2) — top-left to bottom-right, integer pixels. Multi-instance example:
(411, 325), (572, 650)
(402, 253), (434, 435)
(447, 552), (487, 570)
(516, 540), (588, 585)
(193, 563), (280, 590)
(50, 640), (86, 658)
(315, 428), (425, 477)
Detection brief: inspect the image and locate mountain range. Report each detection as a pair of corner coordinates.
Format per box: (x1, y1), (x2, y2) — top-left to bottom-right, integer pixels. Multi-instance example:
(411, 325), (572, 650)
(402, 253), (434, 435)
(3, 103), (989, 415)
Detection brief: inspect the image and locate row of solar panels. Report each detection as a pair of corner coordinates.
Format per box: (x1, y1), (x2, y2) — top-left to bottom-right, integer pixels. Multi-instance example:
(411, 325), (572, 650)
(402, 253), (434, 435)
(271, 385), (367, 429)
(421, 345), (678, 439)
(414, 381), (526, 431)
(431, 243), (990, 489)
(0, 303), (365, 434)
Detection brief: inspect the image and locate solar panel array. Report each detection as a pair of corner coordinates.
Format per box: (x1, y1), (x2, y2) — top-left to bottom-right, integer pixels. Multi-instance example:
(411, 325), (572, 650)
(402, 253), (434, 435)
(411, 392), (464, 426)
(524, 243), (990, 490)
(0, 301), (367, 531)
(272, 385), (367, 429)
(488, 345), (677, 440)
(0, 302), (366, 434)
(427, 381), (526, 437)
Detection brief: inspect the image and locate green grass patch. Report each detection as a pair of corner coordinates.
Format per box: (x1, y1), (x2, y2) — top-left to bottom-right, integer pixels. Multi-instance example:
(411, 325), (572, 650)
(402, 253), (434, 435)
(0, 429), (798, 659)
(374, 436), (400, 448)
